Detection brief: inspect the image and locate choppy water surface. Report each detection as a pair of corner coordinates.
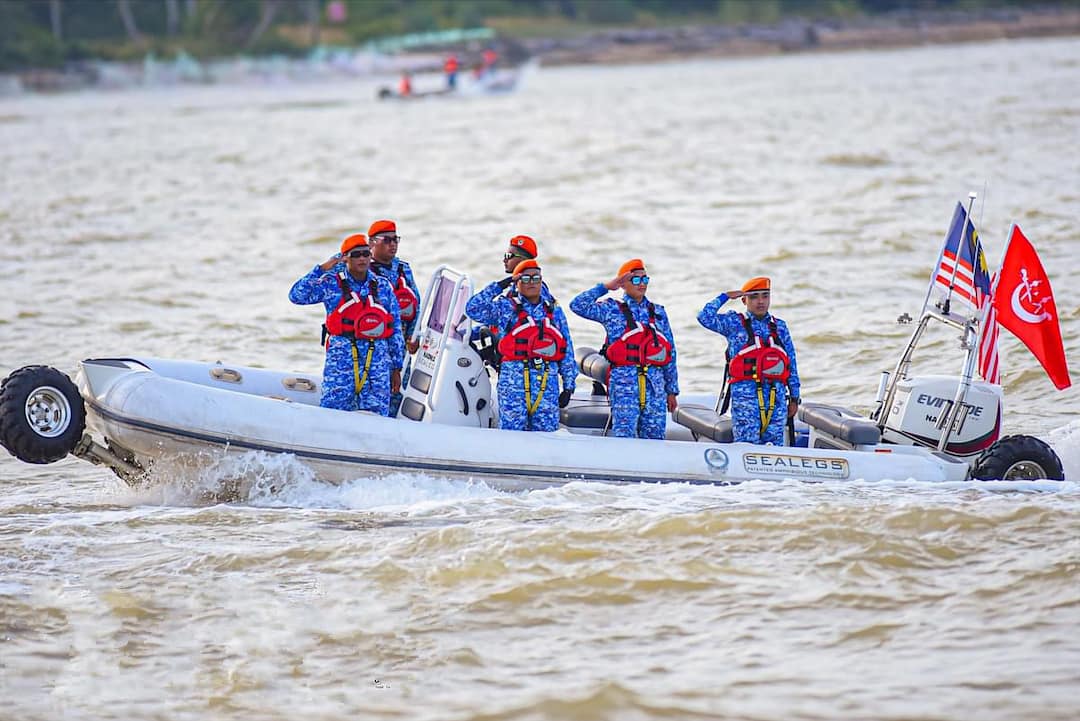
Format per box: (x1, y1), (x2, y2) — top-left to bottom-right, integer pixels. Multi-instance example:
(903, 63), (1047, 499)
(2, 38), (1080, 720)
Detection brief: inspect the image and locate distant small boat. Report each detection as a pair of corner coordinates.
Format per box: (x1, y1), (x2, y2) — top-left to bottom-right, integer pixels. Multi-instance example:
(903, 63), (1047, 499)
(377, 66), (525, 101)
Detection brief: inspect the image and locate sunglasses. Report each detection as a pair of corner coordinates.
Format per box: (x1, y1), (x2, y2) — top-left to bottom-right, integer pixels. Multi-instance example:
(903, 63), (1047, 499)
(504, 251), (529, 262)
(628, 275), (650, 286)
(517, 273), (542, 284)
(347, 248), (371, 258)
(375, 235), (400, 244)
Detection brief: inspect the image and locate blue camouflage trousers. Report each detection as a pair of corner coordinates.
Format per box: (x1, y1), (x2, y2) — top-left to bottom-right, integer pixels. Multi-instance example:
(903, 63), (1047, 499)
(321, 337), (392, 416)
(609, 365), (667, 439)
(388, 365), (411, 418)
(730, 380), (787, 445)
(497, 359), (560, 432)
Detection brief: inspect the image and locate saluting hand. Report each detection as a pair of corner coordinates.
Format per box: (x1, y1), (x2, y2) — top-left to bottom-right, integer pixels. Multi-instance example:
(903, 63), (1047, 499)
(604, 272), (631, 291)
(725, 290), (745, 299)
(320, 254), (343, 271)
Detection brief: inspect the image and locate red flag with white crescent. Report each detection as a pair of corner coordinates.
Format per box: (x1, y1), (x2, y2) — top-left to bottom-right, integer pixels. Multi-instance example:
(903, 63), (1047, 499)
(992, 225), (1071, 390)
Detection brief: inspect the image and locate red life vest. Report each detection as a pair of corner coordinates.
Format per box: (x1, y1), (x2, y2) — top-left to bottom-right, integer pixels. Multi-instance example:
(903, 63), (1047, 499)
(496, 299), (567, 363)
(393, 267), (419, 323)
(325, 273), (396, 341)
(444, 56), (459, 73)
(728, 315), (790, 384)
(603, 301), (673, 367)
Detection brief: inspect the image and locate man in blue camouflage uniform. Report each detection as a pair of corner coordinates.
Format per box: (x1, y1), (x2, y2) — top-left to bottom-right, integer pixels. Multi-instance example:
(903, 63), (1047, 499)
(570, 259), (680, 439)
(470, 234), (552, 372)
(697, 277), (801, 445)
(368, 219), (422, 417)
(289, 233), (404, 415)
(466, 259), (576, 432)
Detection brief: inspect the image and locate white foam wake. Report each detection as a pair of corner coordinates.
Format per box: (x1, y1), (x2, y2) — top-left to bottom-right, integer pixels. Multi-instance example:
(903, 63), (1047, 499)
(124, 450), (506, 510)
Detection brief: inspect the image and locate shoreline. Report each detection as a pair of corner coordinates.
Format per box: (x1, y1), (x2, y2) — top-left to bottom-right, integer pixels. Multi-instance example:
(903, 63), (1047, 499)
(4, 5), (1079, 96)
(520, 6), (1080, 67)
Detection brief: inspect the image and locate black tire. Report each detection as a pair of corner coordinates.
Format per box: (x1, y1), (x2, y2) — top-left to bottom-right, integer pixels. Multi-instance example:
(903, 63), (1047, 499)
(0, 365), (86, 464)
(970, 434), (1065, 481)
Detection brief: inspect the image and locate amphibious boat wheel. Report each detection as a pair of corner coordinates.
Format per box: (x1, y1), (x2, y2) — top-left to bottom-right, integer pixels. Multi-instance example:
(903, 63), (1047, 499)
(970, 435), (1065, 481)
(0, 365), (86, 464)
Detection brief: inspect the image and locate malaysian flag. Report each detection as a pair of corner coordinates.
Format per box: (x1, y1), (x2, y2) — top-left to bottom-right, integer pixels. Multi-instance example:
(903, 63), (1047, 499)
(931, 202), (1000, 384)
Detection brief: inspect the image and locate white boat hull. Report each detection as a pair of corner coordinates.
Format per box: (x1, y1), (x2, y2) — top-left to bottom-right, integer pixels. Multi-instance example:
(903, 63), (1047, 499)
(76, 358), (971, 490)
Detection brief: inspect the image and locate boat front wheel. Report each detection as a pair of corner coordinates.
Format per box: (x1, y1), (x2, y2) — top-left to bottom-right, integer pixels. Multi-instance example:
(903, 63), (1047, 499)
(0, 365), (86, 464)
(970, 434), (1065, 481)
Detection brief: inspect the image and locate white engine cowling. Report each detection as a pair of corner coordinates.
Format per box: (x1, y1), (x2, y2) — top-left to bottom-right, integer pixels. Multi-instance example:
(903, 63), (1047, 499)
(881, 375), (1002, 457)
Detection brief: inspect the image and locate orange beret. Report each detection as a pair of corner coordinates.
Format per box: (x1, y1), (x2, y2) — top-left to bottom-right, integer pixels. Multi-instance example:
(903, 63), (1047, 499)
(742, 276), (770, 293)
(368, 219), (396, 237)
(515, 259), (541, 274)
(509, 234), (537, 258)
(340, 233), (368, 254)
(618, 258), (646, 277)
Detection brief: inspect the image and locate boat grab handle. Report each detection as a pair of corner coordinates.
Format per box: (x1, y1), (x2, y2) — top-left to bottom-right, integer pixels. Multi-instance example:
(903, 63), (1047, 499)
(283, 376), (317, 392)
(455, 381), (469, 416)
(210, 367), (242, 383)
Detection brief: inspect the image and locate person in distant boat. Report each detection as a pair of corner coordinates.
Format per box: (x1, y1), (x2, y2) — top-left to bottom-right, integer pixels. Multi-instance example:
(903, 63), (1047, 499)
(470, 234), (551, 373)
(444, 54), (459, 90)
(697, 277), (801, 445)
(481, 48), (497, 76)
(289, 233), (404, 415)
(368, 219), (421, 417)
(399, 71), (412, 97)
(465, 259), (576, 431)
(570, 260), (679, 439)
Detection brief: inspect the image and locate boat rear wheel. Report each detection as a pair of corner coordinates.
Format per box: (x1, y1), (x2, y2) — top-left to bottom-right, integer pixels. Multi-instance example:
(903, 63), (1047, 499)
(970, 434), (1064, 481)
(0, 366), (86, 464)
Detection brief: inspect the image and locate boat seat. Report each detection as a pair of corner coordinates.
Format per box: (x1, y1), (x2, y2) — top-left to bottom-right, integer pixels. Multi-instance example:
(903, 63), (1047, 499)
(798, 402), (881, 446)
(559, 402), (611, 430)
(672, 404), (733, 443)
(576, 346), (610, 386)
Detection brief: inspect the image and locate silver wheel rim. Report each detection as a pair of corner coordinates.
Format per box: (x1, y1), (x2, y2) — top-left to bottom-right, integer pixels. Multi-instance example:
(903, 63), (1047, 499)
(1002, 460), (1047, 480)
(24, 385), (72, 439)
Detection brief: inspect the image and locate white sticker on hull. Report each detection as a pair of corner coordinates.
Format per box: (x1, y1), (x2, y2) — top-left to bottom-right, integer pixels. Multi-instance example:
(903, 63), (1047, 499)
(743, 452), (850, 480)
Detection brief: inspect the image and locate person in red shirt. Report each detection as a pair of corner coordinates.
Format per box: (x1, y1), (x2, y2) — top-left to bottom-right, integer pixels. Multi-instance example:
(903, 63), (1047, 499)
(444, 54), (459, 90)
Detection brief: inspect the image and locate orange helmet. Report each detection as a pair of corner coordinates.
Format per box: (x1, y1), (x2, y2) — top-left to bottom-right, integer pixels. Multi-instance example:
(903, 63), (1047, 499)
(368, 219), (396, 237)
(508, 235), (537, 258)
(741, 277), (770, 293)
(340, 233), (368, 254)
(618, 258), (646, 276)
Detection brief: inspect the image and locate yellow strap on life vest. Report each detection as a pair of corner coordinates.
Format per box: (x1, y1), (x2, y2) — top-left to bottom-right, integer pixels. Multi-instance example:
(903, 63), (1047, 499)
(524, 363), (550, 417)
(756, 382), (778, 435)
(637, 365), (647, 410)
(351, 340), (376, 397)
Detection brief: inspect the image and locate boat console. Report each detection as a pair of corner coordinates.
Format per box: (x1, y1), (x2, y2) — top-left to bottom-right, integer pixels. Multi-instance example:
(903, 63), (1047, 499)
(399, 266), (495, 428)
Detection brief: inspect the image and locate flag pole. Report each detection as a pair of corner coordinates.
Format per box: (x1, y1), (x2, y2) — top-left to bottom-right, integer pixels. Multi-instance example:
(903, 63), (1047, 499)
(992, 223), (1017, 297)
(938, 192), (978, 316)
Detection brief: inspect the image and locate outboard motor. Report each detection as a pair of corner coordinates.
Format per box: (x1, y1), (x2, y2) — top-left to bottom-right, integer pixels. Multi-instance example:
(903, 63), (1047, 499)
(399, 266), (495, 428)
(880, 375), (1002, 457)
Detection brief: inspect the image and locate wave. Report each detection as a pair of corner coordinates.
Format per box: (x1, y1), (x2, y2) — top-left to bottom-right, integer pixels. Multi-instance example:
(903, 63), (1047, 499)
(819, 152), (891, 168)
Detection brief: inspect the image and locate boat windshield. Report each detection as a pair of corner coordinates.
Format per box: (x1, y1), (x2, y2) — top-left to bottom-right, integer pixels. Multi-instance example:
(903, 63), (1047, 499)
(426, 276), (467, 341)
